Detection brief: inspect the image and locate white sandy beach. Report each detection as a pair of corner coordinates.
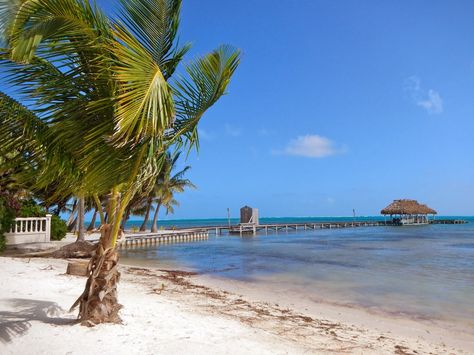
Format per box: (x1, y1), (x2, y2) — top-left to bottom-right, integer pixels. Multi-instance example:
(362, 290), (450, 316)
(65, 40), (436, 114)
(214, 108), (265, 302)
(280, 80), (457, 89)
(0, 256), (472, 355)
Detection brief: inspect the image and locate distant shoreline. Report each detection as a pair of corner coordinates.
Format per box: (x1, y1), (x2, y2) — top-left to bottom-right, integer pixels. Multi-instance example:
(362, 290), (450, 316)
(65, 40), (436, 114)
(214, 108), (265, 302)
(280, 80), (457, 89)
(90, 215), (474, 226)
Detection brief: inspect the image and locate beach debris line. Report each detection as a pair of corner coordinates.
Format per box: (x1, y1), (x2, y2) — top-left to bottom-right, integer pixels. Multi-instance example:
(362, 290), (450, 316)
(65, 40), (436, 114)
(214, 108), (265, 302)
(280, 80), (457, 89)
(124, 265), (434, 354)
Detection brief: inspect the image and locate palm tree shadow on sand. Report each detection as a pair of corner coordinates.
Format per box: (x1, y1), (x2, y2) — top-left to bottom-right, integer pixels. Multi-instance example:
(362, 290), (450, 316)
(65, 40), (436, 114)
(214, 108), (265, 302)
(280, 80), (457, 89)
(0, 298), (78, 343)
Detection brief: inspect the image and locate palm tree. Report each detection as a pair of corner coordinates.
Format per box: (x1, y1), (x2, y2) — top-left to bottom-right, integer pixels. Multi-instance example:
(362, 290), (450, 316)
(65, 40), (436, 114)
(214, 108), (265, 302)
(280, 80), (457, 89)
(150, 152), (195, 232)
(139, 196), (154, 231)
(0, 0), (239, 326)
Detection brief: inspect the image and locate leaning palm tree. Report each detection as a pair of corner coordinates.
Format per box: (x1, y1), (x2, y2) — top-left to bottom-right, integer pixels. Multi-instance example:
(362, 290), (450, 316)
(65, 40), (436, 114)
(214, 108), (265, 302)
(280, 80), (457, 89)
(150, 152), (195, 232)
(0, 0), (239, 326)
(139, 196), (154, 231)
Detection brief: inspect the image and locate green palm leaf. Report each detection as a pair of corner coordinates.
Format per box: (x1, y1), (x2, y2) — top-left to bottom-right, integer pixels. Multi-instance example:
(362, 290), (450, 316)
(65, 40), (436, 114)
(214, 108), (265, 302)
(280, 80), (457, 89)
(170, 45), (241, 149)
(111, 24), (175, 146)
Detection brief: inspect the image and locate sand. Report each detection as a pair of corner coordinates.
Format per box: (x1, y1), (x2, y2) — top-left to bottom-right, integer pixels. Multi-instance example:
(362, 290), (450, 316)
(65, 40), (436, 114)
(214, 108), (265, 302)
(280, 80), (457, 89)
(0, 257), (472, 354)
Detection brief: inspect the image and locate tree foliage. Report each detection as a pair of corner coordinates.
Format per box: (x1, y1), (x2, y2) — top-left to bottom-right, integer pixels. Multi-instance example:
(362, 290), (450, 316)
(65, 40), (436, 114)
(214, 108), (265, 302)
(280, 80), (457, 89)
(0, 0), (239, 324)
(0, 192), (20, 252)
(0, 0), (240, 245)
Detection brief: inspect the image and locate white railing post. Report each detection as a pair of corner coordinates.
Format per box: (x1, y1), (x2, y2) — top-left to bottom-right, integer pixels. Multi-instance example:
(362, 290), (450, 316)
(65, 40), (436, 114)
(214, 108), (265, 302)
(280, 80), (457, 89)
(45, 214), (52, 242)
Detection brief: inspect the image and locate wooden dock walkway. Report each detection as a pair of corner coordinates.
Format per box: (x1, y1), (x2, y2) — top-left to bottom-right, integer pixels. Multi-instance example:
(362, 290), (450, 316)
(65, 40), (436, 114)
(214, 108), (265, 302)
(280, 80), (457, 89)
(117, 219), (467, 248)
(118, 229), (209, 249)
(185, 219), (468, 236)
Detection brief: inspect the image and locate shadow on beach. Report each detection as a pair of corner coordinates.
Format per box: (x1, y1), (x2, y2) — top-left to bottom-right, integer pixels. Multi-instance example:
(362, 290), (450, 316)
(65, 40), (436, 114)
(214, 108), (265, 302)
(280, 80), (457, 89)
(0, 298), (77, 343)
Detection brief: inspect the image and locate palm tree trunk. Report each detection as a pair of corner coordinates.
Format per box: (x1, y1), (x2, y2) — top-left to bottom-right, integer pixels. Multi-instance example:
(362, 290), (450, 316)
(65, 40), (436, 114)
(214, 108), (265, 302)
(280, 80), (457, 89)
(76, 196), (85, 242)
(67, 199), (78, 232)
(150, 202), (161, 232)
(121, 206), (131, 230)
(139, 198), (152, 231)
(55, 199), (67, 216)
(70, 224), (121, 326)
(87, 208), (97, 231)
(93, 194), (105, 225)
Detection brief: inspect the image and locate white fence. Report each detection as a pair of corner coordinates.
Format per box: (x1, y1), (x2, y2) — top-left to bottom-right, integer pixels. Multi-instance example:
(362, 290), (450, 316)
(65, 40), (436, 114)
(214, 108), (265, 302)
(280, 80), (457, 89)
(5, 215), (52, 245)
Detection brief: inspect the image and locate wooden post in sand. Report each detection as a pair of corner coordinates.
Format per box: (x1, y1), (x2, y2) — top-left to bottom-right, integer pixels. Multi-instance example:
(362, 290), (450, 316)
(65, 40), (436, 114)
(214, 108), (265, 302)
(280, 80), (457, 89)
(66, 260), (89, 276)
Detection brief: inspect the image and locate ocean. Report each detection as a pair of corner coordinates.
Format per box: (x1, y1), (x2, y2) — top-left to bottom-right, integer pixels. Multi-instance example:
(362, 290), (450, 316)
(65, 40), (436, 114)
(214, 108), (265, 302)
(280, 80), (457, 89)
(120, 216), (474, 328)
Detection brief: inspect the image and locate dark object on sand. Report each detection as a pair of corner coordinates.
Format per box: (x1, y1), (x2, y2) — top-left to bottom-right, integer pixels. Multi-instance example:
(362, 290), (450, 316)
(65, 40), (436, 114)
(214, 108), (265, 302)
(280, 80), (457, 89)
(66, 260), (89, 276)
(52, 241), (96, 258)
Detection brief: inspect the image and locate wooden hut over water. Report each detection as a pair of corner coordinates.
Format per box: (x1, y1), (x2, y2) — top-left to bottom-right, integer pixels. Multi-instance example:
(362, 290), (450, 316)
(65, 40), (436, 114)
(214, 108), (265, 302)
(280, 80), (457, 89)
(240, 206), (259, 225)
(381, 199), (437, 226)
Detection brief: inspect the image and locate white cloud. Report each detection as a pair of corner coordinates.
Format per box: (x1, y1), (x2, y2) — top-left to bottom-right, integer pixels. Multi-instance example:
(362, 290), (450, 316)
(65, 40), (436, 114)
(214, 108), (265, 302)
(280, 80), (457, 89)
(417, 90), (443, 114)
(225, 124), (242, 137)
(280, 134), (344, 158)
(405, 76), (443, 115)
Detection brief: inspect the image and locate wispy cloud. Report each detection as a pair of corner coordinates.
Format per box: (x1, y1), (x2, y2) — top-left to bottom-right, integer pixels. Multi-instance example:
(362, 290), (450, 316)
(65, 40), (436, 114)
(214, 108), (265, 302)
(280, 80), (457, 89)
(405, 76), (443, 115)
(276, 134), (345, 158)
(198, 128), (213, 141)
(258, 128), (273, 136)
(225, 123), (242, 137)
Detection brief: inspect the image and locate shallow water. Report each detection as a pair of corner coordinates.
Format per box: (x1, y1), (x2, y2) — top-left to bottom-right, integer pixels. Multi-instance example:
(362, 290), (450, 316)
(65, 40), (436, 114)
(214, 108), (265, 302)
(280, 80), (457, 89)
(121, 217), (474, 326)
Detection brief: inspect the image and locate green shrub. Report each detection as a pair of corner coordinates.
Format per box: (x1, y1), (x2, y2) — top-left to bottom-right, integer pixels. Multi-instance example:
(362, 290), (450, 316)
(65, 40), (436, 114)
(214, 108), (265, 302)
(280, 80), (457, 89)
(0, 235), (5, 252)
(19, 199), (67, 241)
(18, 199), (44, 217)
(50, 214), (67, 240)
(0, 193), (18, 252)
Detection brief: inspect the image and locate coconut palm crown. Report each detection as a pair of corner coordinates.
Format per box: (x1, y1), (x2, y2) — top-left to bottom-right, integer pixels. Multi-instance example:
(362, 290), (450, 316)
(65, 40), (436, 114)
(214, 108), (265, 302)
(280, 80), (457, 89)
(0, 0), (240, 325)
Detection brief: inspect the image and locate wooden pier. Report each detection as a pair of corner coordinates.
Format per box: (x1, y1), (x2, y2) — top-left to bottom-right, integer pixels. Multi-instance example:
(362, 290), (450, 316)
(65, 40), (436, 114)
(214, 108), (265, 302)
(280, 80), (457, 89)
(226, 221), (389, 235)
(430, 219), (467, 225)
(185, 218), (468, 236)
(118, 229), (209, 249)
(116, 218), (468, 249)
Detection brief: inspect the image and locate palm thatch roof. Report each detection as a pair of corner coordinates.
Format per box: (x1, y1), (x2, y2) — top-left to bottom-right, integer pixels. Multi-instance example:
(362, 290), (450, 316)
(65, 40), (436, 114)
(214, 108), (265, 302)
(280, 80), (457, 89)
(381, 199), (437, 215)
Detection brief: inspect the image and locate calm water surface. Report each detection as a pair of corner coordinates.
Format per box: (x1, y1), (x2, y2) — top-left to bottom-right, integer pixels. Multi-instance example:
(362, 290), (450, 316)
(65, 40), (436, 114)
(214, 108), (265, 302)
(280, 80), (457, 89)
(121, 217), (474, 326)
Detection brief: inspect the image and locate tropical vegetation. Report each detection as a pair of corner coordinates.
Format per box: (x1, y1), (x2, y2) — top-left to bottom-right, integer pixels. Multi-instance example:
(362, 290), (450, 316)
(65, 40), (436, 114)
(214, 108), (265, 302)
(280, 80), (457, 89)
(0, 192), (19, 252)
(0, 0), (240, 326)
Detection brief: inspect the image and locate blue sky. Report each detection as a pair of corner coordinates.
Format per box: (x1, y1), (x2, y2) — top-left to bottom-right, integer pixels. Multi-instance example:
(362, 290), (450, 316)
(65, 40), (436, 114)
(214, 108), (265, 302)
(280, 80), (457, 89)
(6, 1), (474, 218)
(166, 0), (474, 218)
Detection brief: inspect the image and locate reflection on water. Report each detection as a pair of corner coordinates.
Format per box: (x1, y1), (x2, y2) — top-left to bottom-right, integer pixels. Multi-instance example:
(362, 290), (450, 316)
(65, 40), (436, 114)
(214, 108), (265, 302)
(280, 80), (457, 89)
(121, 218), (474, 326)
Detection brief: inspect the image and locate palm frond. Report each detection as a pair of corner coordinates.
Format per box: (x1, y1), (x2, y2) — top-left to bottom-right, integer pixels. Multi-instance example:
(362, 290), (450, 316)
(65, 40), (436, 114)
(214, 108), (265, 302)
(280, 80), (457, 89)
(169, 45), (241, 149)
(117, 0), (190, 80)
(6, 0), (111, 63)
(111, 24), (175, 146)
(0, 0), (21, 44)
(0, 90), (46, 156)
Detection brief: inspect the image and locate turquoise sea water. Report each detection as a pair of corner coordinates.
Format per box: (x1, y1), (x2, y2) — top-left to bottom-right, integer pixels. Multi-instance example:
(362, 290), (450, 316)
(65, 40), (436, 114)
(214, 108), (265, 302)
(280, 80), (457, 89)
(121, 216), (474, 327)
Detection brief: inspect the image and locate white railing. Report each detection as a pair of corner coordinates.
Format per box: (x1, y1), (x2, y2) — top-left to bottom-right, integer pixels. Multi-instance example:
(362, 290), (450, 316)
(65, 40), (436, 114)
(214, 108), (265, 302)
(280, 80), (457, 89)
(5, 214), (52, 245)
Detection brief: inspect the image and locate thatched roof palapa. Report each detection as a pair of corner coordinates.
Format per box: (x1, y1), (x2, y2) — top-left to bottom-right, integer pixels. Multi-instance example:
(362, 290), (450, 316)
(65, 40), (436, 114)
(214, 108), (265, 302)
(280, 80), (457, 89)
(381, 199), (437, 215)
